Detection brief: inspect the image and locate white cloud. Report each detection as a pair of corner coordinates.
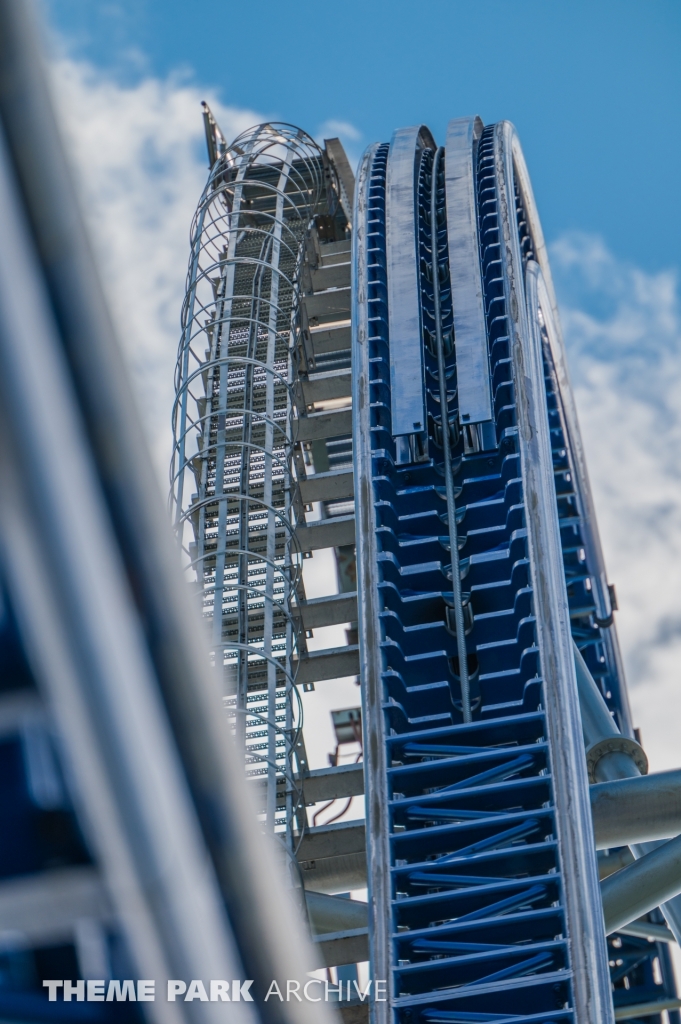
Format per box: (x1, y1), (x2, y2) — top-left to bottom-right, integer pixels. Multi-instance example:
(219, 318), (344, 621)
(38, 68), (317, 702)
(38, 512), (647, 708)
(552, 232), (681, 771)
(50, 57), (262, 482)
(317, 118), (362, 142)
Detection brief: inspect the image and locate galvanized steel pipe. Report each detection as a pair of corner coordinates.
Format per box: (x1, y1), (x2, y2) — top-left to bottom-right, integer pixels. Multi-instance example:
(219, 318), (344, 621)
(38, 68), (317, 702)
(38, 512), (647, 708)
(305, 891), (368, 935)
(591, 770), (681, 850)
(574, 643), (681, 944)
(574, 642), (647, 782)
(601, 833), (681, 935)
(0, 3), (340, 1018)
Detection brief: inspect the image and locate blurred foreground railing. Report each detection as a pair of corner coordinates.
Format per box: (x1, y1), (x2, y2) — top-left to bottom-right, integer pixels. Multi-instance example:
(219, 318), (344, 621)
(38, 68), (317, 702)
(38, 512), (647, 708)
(0, 2), (336, 1023)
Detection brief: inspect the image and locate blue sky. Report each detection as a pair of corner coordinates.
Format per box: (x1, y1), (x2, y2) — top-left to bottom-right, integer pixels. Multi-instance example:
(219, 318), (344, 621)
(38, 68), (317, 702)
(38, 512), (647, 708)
(45, 0), (681, 275)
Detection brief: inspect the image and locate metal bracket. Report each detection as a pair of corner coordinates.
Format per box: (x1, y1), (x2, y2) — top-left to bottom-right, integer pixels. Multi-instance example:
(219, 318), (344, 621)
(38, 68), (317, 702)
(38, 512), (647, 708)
(586, 736), (649, 784)
(386, 124), (435, 461)
(445, 116), (496, 450)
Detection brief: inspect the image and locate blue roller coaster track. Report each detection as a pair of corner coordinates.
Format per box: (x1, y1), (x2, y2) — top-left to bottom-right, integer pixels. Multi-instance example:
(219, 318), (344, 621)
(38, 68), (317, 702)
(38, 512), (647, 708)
(1, 9), (681, 1018)
(353, 118), (679, 1024)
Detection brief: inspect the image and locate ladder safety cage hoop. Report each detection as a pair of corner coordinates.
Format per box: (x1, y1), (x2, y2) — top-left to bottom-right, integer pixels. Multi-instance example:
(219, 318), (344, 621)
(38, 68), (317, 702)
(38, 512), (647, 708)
(170, 122), (326, 843)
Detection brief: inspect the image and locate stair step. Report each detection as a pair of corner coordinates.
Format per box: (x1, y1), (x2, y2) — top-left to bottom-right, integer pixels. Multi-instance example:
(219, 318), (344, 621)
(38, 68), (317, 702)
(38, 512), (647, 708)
(303, 762), (364, 804)
(294, 645), (360, 686)
(300, 469), (354, 504)
(296, 514), (356, 553)
(295, 591), (358, 629)
(310, 262), (351, 292)
(300, 368), (352, 405)
(0, 866), (110, 944)
(314, 927), (369, 968)
(309, 322), (351, 357)
(298, 819), (366, 861)
(296, 407), (352, 442)
(303, 287), (351, 323)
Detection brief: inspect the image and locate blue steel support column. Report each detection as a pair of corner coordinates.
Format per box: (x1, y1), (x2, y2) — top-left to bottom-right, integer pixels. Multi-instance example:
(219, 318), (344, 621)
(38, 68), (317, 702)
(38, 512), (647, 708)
(353, 141), (391, 1024)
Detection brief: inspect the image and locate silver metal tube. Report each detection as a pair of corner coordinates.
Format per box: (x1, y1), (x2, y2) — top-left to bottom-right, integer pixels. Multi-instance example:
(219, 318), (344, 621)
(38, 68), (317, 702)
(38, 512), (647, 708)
(573, 642), (647, 782)
(305, 892), (368, 935)
(0, 121), (251, 1024)
(513, 235), (612, 1020)
(614, 999), (681, 1021)
(574, 645), (681, 945)
(575, 643), (620, 746)
(431, 146), (470, 722)
(352, 142), (391, 1024)
(0, 3), (338, 1019)
(619, 918), (675, 944)
(632, 843), (681, 946)
(598, 847), (634, 879)
(591, 770), (681, 849)
(601, 833), (681, 934)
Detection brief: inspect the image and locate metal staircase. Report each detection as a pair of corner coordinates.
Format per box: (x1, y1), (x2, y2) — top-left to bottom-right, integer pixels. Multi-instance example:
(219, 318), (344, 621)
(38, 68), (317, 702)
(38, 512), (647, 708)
(352, 119), (680, 1024)
(170, 120), (368, 976)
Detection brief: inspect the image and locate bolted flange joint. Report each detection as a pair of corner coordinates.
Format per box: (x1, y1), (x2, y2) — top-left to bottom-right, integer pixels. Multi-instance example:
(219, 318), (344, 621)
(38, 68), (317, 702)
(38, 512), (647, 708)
(585, 736), (648, 783)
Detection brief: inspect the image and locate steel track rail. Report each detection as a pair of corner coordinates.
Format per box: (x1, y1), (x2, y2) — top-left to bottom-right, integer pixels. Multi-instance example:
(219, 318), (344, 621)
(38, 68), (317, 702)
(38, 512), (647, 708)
(352, 115), (670, 1024)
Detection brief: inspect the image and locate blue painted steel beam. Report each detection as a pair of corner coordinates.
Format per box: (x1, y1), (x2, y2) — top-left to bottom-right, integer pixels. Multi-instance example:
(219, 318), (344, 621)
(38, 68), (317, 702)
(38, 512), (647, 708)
(354, 114), (677, 1024)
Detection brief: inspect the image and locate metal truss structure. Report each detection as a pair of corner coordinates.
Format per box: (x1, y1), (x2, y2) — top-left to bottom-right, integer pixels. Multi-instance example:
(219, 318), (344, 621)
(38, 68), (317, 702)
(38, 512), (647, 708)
(351, 120), (677, 1024)
(4, 9), (681, 1020)
(172, 110), (681, 1024)
(171, 122), (330, 843)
